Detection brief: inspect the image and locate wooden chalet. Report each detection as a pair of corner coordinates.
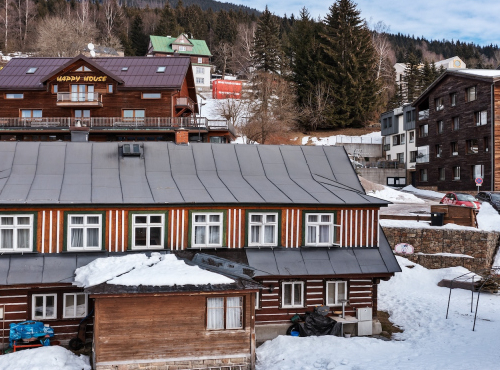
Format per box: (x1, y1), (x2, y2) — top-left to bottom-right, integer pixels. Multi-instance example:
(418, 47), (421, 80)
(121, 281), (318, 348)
(0, 141), (400, 369)
(0, 55), (235, 143)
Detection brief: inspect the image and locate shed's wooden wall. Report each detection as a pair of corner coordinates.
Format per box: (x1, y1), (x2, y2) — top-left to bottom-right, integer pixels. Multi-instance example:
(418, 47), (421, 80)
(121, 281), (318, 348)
(93, 293), (254, 364)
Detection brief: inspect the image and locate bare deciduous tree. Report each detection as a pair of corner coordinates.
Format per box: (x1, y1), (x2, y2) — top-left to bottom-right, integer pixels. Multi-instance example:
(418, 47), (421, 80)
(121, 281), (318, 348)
(36, 16), (82, 57)
(215, 95), (248, 132)
(213, 41), (232, 78)
(301, 82), (332, 132)
(230, 22), (256, 78)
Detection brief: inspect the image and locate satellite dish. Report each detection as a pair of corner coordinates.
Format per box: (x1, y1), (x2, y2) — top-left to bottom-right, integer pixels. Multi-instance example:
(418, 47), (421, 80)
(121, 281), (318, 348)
(90, 50), (96, 58)
(87, 43), (94, 51)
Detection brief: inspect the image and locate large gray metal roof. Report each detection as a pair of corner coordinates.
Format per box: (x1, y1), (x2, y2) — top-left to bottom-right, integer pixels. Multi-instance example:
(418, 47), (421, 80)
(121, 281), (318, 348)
(245, 227), (401, 277)
(0, 142), (388, 206)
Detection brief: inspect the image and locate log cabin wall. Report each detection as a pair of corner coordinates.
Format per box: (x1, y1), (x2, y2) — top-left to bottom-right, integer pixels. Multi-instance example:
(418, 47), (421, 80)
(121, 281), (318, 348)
(0, 205), (380, 253)
(494, 83), (500, 191)
(93, 292), (254, 367)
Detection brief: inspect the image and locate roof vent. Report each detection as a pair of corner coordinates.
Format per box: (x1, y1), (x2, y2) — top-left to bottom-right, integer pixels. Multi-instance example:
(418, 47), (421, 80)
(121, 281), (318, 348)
(122, 143), (142, 157)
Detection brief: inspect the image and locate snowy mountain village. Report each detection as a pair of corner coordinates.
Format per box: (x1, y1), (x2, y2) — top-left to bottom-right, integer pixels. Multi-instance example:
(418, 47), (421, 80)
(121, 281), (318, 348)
(0, 0), (500, 369)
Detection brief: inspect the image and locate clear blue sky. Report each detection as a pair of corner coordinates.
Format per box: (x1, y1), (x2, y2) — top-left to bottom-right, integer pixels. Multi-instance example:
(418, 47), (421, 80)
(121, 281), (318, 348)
(228, 0), (500, 46)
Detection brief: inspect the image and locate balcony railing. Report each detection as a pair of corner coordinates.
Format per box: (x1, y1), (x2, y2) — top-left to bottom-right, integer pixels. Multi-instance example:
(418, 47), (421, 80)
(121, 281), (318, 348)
(56, 92), (103, 107)
(175, 97), (195, 112)
(0, 116), (236, 135)
(416, 154), (429, 163)
(418, 109), (429, 120)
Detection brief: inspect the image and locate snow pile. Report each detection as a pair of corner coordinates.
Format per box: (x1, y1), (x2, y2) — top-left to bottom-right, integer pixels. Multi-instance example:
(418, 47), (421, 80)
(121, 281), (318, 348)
(0, 346), (90, 370)
(401, 185), (445, 199)
(380, 219), (478, 231)
(256, 257), (500, 370)
(74, 253), (233, 288)
(368, 186), (425, 204)
(477, 202), (500, 233)
(301, 131), (382, 146)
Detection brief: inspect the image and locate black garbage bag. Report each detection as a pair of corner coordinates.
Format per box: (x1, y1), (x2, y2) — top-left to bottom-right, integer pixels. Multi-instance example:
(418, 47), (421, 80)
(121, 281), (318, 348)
(297, 310), (342, 337)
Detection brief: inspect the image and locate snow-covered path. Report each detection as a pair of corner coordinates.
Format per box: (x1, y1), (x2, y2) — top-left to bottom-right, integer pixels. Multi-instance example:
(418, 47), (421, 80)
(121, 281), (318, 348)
(256, 257), (500, 370)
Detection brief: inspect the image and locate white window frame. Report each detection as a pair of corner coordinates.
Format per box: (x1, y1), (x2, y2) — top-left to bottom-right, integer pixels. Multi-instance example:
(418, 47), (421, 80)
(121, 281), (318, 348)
(248, 212), (278, 247)
(131, 213), (165, 249)
(466, 86), (476, 102)
(63, 293), (88, 318)
(192, 212), (223, 248)
(326, 281), (347, 306)
(196, 67), (204, 74)
(0, 214), (33, 252)
(435, 97), (444, 111)
(255, 291), (260, 310)
(67, 214), (102, 251)
(305, 213), (339, 247)
(206, 296), (243, 330)
(196, 77), (205, 84)
(281, 281), (304, 308)
(453, 166), (461, 180)
(198, 57), (203, 63)
(179, 46), (186, 51)
(475, 110), (487, 126)
(32, 294), (57, 320)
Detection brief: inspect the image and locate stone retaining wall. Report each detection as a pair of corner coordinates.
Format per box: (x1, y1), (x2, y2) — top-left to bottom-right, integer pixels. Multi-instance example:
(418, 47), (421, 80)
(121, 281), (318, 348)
(382, 226), (500, 272)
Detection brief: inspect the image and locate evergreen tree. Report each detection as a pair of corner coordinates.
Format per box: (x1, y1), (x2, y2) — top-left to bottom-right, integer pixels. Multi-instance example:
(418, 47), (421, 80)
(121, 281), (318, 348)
(402, 52), (422, 103)
(252, 6), (281, 74)
(321, 0), (379, 128)
(155, 3), (179, 37)
(130, 15), (148, 56)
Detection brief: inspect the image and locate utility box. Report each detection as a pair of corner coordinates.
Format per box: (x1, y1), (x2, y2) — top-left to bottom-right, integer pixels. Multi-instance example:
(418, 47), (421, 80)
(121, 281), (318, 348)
(212, 80), (242, 99)
(356, 307), (373, 336)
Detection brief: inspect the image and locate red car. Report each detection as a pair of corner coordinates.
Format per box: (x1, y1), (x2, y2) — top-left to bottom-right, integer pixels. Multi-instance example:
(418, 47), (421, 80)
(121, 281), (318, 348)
(440, 192), (481, 209)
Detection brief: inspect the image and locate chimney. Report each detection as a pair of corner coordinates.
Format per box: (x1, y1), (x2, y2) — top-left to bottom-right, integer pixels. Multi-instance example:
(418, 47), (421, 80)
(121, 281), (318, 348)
(175, 128), (189, 145)
(70, 126), (90, 142)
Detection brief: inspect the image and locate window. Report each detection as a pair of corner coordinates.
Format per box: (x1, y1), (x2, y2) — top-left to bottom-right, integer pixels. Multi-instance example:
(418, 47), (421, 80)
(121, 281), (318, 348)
(305, 213), (339, 246)
(142, 93), (161, 99)
(131, 214), (165, 249)
(326, 281), (347, 306)
(26, 67), (38, 74)
(419, 124), (428, 138)
(388, 117), (392, 128)
(210, 136), (227, 144)
(282, 281), (304, 308)
(71, 84), (94, 102)
(198, 57), (203, 63)
(410, 151), (417, 163)
(382, 118), (387, 129)
(406, 110), (415, 123)
(52, 85), (58, 94)
(107, 84), (113, 93)
(484, 137), (490, 152)
(63, 293), (87, 318)
(450, 93), (457, 106)
(392, 136), (398, 146)
(67, 214), (102, 250)
(156, 66), (166, 73)
(437, 121), (444, 134)
(387, 154), (391, 161)
(466, 139), (478, 154)
(474, 111), (487, 126)
(453, 166), (461, 180)
(6, 93), (23, 99)
(397, 152), (404, 163)
(400, 133), (405, 144)
(196, 67), (204, 74)
(21, 109), (42, 118)
(75, 110), (90, 118)
(435, 97), (444, 111)
(248, 213), (278, 246)
(466, 86), (476, 102)
(435, 144), (442, 158)
(192, 212), (223, 247)
(0, 215), (33, 251)
(207, 297), (243, 330)
(409, 131), (415, 143)
(123, 109), (145, 120)
(196, 77), (205, 84)
(453, 117), (459, 131)
(439, 168), (445, 181)
(179, 46), (186, 51)
(32, 294), (57, 319)
(420, 169), (428, 182)
(451, 142), (458, 156)
(471, 165), (484, 180)
(74, 66), (91, 72)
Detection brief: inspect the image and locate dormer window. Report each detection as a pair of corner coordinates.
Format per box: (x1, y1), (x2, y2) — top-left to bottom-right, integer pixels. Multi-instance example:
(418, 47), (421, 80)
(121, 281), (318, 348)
(156, 66), (166, 73)
(74, 66), (92, 72)
(26, 67), (37, 74)
(179, 46), (186, 51)
(121, 67), (129, 72)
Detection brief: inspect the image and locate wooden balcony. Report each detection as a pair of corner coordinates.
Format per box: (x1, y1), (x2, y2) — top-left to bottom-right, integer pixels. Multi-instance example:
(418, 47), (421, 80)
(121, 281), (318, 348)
(56, 92), (103, 107)
(175, 97), (195, 115)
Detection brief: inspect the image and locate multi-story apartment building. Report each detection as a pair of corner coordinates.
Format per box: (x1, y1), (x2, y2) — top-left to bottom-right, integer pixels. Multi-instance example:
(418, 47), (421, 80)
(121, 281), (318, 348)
(413, 69), (500, 191)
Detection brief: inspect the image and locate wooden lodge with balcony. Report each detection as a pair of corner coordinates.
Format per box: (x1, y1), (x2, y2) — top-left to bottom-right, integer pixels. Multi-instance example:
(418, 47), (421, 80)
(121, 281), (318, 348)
(0, 55), (235, 143)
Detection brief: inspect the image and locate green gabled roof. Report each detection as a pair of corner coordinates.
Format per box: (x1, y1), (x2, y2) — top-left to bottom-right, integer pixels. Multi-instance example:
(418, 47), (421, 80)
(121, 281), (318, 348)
(150, 35), (212, 57)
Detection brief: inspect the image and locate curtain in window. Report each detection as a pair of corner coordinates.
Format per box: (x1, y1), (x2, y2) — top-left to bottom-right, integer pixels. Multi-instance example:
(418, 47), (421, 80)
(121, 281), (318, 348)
(209, 226), (220, 244)
(195, 226), (205, 244)
(65, 294), (75, 317)
(17, 229), (30, 249)
(319, 225), (330, 243)
(307, 226), (316, 243)
(283, 285), (292, 306)
(1, 217), (13, 225)
(207, 298), (224, 329)
(0, 229), (13, 249)
(264, 225), (275, 244)
(71, 229), (83, 248)
(251, 225), (260, 243)
(338, 282), (346, 301)
(87, 228), (99, 248)
(45, 295), (55, 318)
(226, 297), (242, 329)
(327, 283), (336, 305)
(76, 294), (86, 317)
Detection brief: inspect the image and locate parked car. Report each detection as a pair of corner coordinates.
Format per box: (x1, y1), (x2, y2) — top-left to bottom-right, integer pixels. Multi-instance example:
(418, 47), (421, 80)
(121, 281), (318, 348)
(476, 191), (500, 212)
(440, 192), (481, 209)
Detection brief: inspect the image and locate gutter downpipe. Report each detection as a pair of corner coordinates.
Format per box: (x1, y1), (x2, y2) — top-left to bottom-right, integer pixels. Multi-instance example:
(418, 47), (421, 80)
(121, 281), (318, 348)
(491, 82), (495, 191)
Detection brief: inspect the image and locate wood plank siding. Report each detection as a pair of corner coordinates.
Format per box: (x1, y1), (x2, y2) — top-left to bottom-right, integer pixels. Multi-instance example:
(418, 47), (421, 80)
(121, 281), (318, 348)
(0, 206), (380, 253)
(93, 293), (254, 365)
(494, 84), (500, 191)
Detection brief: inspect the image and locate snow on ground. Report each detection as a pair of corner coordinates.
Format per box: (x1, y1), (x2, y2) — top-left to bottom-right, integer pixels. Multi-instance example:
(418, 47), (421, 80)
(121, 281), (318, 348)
(379, 219), (478, 231)
(401, 185), (445, 199)
(0, 346), (90, 370)
(302, 131), (382, 146)
(74, 253), (233, 288)
(367, 186), (425, 204)
(256, 257), (500, 370)
(477, 203), (500, 267)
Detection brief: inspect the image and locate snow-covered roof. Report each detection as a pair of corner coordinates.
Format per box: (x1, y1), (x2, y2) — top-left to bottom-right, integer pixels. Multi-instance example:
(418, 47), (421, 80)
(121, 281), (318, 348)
(453, 69), (500, 77)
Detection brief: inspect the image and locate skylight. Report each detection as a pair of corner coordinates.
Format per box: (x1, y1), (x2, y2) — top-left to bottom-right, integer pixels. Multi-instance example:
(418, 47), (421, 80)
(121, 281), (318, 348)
(121, 67), (129, 71)
(156, 66), (166, 73)
(26, 67), (37, 74)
